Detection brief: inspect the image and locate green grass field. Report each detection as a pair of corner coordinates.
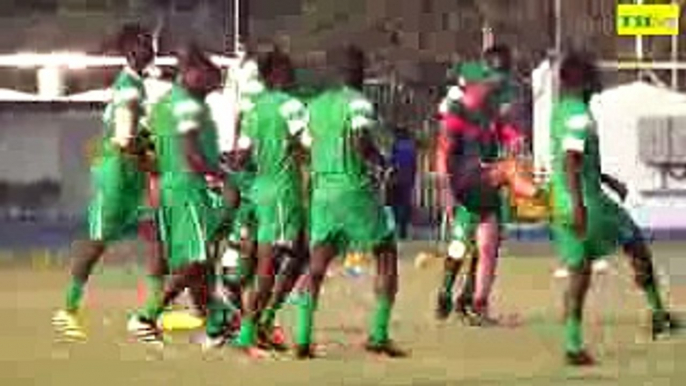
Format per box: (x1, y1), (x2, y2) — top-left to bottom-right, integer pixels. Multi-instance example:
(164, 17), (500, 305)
(1, 241), (685, 386)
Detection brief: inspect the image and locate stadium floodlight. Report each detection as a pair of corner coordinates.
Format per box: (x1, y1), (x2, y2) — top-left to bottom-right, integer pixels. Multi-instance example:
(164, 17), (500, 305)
(0, 53), (239, 69)
(597, 61), (686, 71)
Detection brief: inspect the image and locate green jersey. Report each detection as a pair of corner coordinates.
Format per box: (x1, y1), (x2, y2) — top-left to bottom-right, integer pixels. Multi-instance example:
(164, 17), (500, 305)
(305, 86), (379, 189)
(489, 70), (516, 111)
(151, 85), (220, 185)
(238, 88), (307, 189)
(549, 95), (602, 223)
(237, 59), (265, 113)
(87, 68), (147, 242)
(549, 94), (640, 265)
(97, 68), (146, 163)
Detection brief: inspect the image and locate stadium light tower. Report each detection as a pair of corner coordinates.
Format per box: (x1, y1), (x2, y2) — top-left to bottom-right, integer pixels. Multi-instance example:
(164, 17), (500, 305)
(234, 0), (240, 55)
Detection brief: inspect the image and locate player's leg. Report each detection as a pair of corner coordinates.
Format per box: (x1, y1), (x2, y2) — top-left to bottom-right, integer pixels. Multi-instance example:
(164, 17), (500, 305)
(366, 239), (406, 357)
(135, 205), (167, 323)
(220, 203), (257, 311)
(53, 240), (106, 340)
(293, 195), (339, 359)
(564, 258), (594, 365)
(54, 164), (136, 339)
(454, 250), (477, 316)
(344, 193), (407, 356)
(619, 217), (679, 338)
(127, 204), (177, 346)
(294, 242), (337, 359)
(234, 195), (300, 354)
(436, 205), (477, 319)
(552, 226), (595, 365)
(468, 212), (502, 325)
(234, 241), (278, 353)
(259, 230), (309, 349)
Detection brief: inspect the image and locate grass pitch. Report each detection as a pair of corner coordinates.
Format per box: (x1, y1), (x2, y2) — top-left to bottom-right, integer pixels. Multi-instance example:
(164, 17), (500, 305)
(0, 241), (685, 385)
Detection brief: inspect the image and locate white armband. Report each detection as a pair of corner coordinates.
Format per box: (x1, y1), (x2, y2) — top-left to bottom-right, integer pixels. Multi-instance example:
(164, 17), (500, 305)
(112, 107), (135, 147)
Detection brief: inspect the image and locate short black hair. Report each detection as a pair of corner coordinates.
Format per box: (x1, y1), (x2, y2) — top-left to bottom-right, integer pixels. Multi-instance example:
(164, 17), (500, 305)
(483, 44), (512, 70)
(483, 44), (511, 58)
(559, 51), (599, 90)
(326, 44), (366, 89)
(177, 43), (217, 72)
(257, 47), (293, 81)
(113, 23), (151, 55)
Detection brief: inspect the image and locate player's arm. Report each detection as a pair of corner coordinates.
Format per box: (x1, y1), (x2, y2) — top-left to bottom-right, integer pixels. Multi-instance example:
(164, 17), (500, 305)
(436, 85), (463, 120)
(135, 129), (158, 174)
(281, 98), (311, 165)
(435, 124), (457, 208)
(111, 87), (142, 154)
(348, 98), (388, 170)
(225, 99), (254, 171)
(563, 113), (591, 237)
(175, 101), (224, 180)
(600, 173), (628, 201)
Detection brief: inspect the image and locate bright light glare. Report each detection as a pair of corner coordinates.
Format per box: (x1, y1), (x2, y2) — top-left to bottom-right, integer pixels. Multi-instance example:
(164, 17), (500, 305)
(0, 53), (238, 69)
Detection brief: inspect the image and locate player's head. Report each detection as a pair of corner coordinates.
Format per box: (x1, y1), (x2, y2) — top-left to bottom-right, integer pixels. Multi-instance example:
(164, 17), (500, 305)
(483, 44), (512, 73)
(113, 23), (154, 72)
(327, 44), (366, 90)
(257, 47), (294, 89)
(559, 51), (601, 102)
(177, 44), (222, 97)
(458, 61), (502, 111)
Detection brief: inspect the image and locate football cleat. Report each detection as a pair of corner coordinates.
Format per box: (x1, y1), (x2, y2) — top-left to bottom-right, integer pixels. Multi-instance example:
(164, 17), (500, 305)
(127, 314), (164, 348)
(52, 309), (87, 341)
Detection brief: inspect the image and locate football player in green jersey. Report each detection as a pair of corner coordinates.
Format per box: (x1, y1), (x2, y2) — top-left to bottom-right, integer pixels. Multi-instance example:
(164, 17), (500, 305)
(293, 45), (406, 359)
(550, 52), (678, 366)
(146, 45), (241, 348)
(52, 24), (158, 342)
(229, 48), (309, 357)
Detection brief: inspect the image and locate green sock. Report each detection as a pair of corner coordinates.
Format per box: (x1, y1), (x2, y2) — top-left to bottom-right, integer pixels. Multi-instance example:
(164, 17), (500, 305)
(206, 296), (239, 338)
(65, 278), (85, 313)
(564, 314), (583, 354)
(442, 272), (456, 296)
(261, 306), (279, 330)
(140, 276), (164, 320)
(644, 282), (666, 316)
(369, 295), (393, 344)
(295, 293), (316, 346)
(234, 318), (257, 347)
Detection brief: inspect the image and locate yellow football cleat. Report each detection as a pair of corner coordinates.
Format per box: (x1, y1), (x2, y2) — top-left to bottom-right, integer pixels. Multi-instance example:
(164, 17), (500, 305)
(159, 310), (205, 332)
(52, 310), (87, 341)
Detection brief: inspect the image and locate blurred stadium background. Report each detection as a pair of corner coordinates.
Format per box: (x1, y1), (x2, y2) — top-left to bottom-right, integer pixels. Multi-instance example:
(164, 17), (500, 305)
(1, 3), (686, 385)
(1, 0), (686, 248)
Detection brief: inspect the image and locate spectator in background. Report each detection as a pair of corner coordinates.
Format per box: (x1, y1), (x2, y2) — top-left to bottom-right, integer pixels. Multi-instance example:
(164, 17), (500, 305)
(389, 125), (417, 239)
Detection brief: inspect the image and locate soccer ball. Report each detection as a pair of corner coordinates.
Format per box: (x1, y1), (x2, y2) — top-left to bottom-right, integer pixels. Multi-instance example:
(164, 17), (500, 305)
(343, 252), (369, 277)
(414, 251), (440, 269)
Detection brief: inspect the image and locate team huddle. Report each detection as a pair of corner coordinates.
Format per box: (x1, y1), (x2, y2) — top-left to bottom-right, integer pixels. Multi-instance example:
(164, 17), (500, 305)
(51, 24), (680, 366)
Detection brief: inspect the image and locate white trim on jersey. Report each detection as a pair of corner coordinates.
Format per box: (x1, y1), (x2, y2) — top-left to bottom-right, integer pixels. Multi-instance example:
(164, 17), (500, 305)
(178, 119), (199, 133)
(112, 107), (135, 147)
(563, 137), (585, 152)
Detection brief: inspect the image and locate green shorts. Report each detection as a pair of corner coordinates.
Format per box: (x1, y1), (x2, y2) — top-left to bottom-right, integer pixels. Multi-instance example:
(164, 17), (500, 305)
(451, 162), (502, 215)
(551, 194), (638, 269)
(310, 185), (394, 253)
(251, 179), (304, 245)
(228, 199), (256, 242)
(444, 204), (502, 260)
(87, 156), (144, 242)
(158, 179), (217, 271)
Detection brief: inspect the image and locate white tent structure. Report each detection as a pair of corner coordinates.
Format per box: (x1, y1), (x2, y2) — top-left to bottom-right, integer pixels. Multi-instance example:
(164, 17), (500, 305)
(590, 82), (686, 192)
(590, 82), (686, 229)
(533, 77), (686, 229)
